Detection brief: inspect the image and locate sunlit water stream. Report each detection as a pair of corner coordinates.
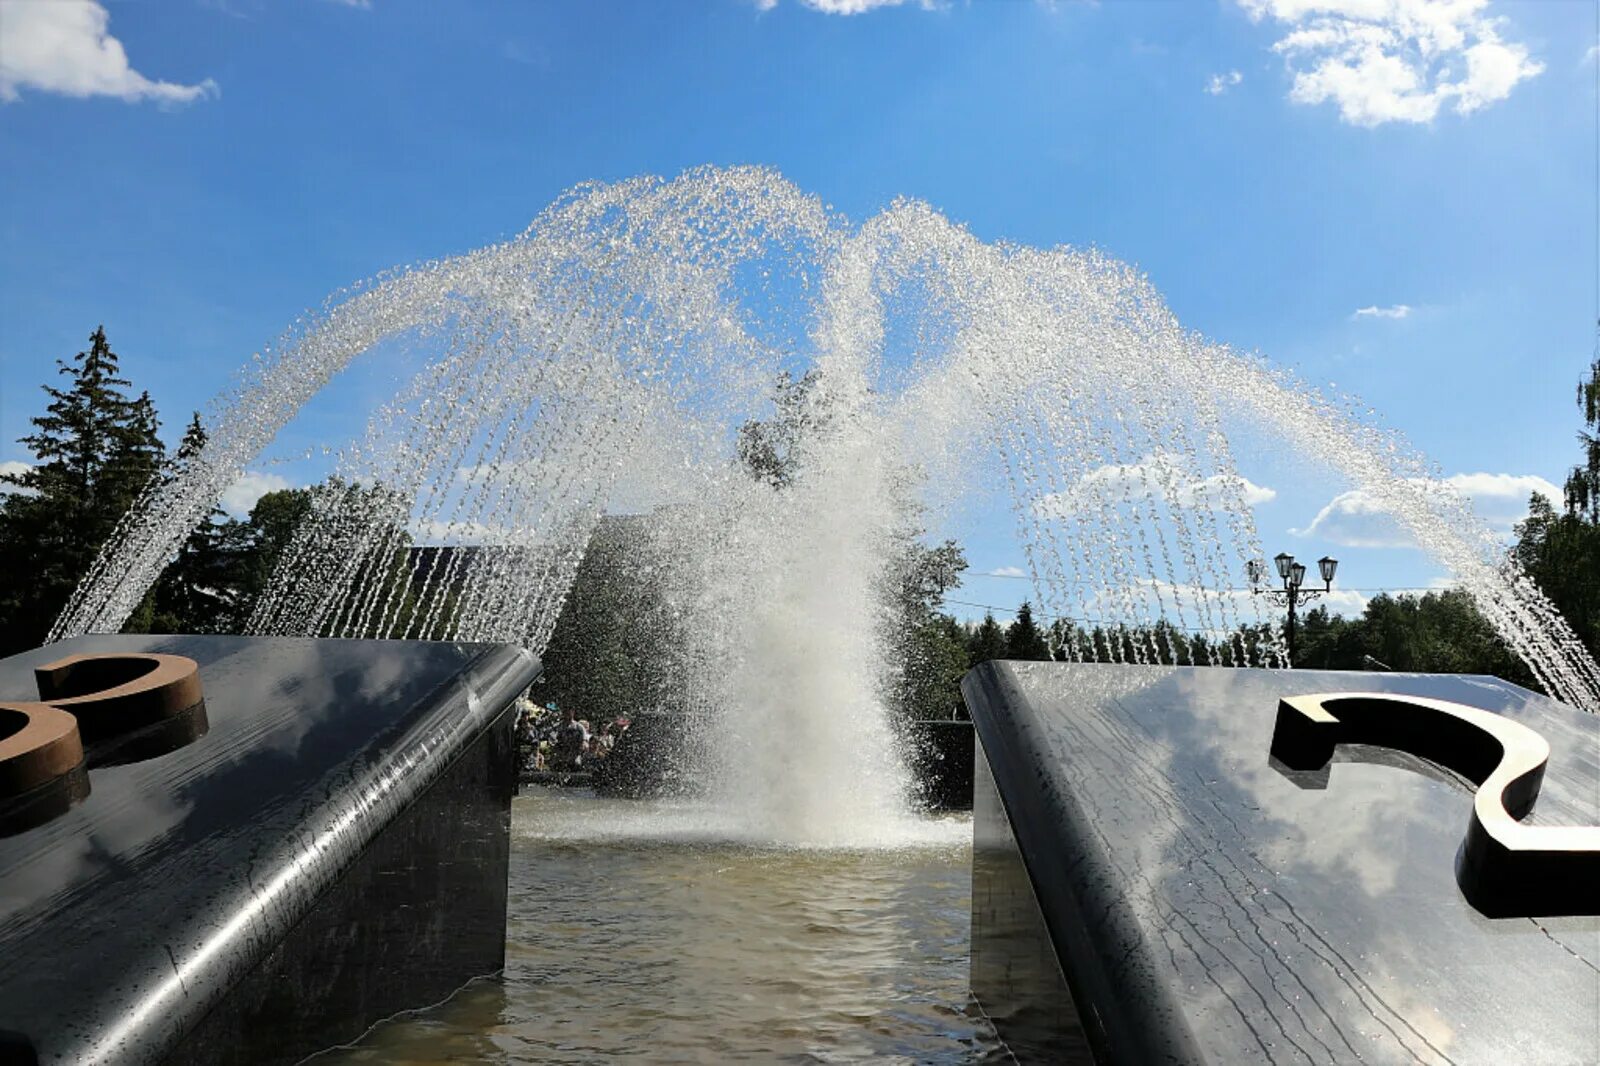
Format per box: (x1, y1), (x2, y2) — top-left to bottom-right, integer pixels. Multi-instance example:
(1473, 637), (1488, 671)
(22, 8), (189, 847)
(314, 789), (998, 1064)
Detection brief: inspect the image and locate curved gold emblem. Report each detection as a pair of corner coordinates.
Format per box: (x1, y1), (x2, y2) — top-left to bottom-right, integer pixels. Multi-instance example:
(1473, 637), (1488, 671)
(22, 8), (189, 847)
(1270, 691), (1600, 917)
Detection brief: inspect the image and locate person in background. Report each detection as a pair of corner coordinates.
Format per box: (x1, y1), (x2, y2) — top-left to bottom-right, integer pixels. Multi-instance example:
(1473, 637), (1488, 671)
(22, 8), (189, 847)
(552, 707), (588, 770)
(589, 723), (615, 761)
(512, 699), (539, 771)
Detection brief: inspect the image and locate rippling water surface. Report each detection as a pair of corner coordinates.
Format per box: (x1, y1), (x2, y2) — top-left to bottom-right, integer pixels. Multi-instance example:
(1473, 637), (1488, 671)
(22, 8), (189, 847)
(318, 788), (1001, 1064)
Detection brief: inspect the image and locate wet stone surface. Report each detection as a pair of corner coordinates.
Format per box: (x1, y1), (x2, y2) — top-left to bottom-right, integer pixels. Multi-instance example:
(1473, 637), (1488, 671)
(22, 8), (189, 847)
(0, 634), (537, 1066)
(964, 662), (1600, 1066)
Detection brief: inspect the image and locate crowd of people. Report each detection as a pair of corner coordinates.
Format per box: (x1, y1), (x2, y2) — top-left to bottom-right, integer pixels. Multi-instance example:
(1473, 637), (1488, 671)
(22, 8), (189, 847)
(514, 696), (630, 774)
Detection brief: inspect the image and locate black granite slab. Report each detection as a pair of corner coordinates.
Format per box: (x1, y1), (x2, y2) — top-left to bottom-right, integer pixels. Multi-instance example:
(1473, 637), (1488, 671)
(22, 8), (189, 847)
(963, 662), (1600, 1066)
(970, 743), (1093, 1063)
(0, 634), (539, 1066)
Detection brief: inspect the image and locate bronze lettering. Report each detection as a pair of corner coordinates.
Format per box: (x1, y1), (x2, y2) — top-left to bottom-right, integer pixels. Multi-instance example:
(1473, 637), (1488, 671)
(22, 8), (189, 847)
(0, 653), (206, 833)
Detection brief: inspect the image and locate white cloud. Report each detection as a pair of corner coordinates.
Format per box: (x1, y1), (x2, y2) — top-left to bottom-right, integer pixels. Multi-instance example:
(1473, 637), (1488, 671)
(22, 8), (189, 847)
(1352, 303), (1411, 319)
(1035, 453), (1276, 518)
(222, 471), (292, 516)
(0, 0), (216, 105)
(1291, 487), (1412, 547)
(1292, 471), (1560, 548)
(411, 518), (519, 545)
(324, 0), (373, 7)
(1585, 43), (1598, 65)
(1239, 0), (1542, 126)
(1440, 471), (1560, 529)
(0, 460), (35, 495)
(1206, 70), (1244, 95)
(982, 566), (1028, 578)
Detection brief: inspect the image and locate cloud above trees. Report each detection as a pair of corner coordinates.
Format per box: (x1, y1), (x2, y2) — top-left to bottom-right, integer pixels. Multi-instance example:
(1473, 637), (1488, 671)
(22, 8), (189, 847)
(1293, 472), (1561, 548)
(1035, 454), (1276, 519)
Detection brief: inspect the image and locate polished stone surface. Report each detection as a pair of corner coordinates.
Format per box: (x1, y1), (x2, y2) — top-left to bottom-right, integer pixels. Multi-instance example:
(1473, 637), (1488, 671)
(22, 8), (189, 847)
(0, 634), (539, 1066)
(963, 662), (1600, 1066)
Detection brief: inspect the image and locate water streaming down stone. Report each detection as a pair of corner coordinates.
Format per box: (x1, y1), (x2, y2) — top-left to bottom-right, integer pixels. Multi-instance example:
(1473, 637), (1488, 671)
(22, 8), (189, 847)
(46, 167), (1600, 837)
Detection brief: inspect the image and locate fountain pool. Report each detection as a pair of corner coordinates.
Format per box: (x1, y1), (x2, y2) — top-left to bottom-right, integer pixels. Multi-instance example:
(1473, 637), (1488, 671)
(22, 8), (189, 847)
(314, 788), (997, 1064)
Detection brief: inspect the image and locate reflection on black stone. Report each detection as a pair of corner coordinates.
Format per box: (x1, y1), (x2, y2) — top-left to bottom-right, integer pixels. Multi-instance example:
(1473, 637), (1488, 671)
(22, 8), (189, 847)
(86, 699), (208, 768)
(970, 747), (1092, 1063)
(964, 661), (1600, 1065)
(0, 762), (90, 839)
(0, 634), (539, 1066)
(177, 711), (516, 1065)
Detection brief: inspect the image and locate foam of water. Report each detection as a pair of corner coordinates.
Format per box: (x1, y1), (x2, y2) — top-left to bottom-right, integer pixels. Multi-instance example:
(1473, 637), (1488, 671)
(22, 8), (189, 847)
(49, 166), (1600, 844)
(514, 789), (972, 853)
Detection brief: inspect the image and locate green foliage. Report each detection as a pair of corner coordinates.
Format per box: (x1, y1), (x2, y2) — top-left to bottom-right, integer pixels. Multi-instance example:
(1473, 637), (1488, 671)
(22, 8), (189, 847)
(0, 327), (164, 652)
(897, 612), (971, 720)
(530, 515), (674, 722)
(735, 369), (828, 489)
(733, 366), (975, 724)
(1509, 349), (1600, 663)
(884, 537), (970, 721)
(0, 327), (390, 649)
(1564, 348), (1600, 522)
(306, 479), (422, 638)
(1515, 494), (1600, 662)
(1293, 592), (1532, 682)
(1003, 601), (1051, 661)
(5, 323), (1582, 719)
(239, 487), (315, 605)
(146, 414), (250, 634)
(966, 613), (1006, 668)
(891, 538), (966, 623)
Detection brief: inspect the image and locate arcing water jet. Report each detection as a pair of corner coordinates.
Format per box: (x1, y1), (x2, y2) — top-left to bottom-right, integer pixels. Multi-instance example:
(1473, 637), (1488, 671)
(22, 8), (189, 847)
(48, 166), (1600, 839)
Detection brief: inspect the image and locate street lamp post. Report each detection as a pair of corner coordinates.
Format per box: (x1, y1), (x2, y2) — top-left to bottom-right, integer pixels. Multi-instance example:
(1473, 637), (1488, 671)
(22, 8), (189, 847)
(1248, 552), (1338, 665)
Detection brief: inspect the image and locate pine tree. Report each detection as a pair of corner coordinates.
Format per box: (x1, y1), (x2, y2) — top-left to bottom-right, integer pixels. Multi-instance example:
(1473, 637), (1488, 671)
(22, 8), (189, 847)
(1048, 618), (1081, 660)
(147, 414), (251, 634)
(967, 612), (1008, 667)
(0, 327), (165, 652)
(1004, 601), (1051, 660)
(1563, 345), (1600, 522)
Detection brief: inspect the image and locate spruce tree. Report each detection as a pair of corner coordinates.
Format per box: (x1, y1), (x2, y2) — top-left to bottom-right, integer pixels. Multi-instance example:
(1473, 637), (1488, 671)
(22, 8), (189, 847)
(0, 327), (165, 652)
(1563, 347), (1600, 522)
(1003, 600), (1051, 660)
(147, 414), (251, 634)
(967, 612), (1008, 667)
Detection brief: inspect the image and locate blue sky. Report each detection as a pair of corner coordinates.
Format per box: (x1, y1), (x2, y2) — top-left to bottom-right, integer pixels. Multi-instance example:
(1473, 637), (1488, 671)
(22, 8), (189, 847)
(0, 0), (1595, 621)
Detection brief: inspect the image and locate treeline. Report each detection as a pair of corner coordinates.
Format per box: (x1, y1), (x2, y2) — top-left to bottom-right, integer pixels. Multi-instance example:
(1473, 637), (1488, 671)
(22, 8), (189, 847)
(4, 328), (1598, 719)
(906, 587), (1546, 719)
(1292, 591), (1535, 682)
(0, 327), (312, 653)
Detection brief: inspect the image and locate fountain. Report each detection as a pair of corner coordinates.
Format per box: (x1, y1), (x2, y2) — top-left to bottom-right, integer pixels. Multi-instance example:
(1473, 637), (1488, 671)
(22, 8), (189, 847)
(43, 166), (1600, 846)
